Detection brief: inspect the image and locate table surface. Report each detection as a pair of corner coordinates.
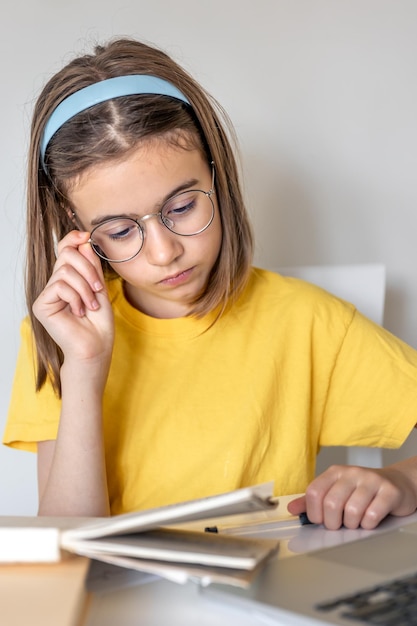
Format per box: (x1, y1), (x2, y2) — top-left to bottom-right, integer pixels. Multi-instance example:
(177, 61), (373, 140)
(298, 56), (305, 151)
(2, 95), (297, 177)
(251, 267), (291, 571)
(83, 496), (417, 626)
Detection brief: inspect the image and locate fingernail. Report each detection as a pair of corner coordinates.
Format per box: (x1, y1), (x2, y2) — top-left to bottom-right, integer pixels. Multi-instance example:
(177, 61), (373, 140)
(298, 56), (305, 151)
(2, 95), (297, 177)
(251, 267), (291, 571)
(93, 281), (103, 292)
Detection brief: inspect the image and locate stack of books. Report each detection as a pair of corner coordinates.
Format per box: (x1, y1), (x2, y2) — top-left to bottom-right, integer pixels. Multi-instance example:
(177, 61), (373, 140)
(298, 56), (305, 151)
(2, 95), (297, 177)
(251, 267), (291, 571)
(0, 482), (280, 588)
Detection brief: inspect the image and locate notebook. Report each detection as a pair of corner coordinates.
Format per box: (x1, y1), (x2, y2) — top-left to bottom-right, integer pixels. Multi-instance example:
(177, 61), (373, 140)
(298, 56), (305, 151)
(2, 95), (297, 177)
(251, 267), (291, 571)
(202, 515), (417, 625)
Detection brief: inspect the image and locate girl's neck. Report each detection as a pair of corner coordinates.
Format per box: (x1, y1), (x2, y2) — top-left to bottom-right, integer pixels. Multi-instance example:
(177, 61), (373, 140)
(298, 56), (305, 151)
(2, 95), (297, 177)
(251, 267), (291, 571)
(123, 280), (192, 319)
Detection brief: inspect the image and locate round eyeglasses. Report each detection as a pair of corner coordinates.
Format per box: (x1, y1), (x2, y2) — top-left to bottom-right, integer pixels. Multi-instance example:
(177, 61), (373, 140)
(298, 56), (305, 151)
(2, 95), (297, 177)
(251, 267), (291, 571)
(88, 170), (216, 263)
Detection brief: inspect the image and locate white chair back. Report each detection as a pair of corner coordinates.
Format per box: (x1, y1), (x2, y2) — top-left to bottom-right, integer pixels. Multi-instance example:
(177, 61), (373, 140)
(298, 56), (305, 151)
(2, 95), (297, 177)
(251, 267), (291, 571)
(276, 263), (386, 470)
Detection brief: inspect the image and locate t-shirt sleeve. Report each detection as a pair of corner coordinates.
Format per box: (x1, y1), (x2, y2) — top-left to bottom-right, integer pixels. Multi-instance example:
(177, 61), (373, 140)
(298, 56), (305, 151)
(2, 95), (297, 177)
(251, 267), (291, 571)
(2, 317), (61, 452)
(320, 309), (417, 448)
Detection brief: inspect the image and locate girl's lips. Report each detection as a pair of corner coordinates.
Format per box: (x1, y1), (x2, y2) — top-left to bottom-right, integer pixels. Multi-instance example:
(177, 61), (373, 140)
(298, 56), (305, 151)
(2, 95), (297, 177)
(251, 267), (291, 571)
(159, 267), (193, 286)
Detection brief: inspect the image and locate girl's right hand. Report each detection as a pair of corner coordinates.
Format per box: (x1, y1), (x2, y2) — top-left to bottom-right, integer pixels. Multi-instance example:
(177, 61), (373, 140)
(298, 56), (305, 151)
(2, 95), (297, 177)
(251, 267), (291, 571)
(32, 230), (114, 366)
(34, 231), (114, 516)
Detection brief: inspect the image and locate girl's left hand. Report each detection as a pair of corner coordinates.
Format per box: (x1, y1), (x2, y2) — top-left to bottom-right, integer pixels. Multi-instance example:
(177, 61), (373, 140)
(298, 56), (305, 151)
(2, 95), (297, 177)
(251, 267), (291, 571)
(287, 460), (417, 529)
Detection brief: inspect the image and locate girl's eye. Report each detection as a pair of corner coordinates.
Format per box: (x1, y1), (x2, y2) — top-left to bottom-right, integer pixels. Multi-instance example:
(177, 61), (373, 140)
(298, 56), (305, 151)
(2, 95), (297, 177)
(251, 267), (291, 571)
(108, 225), (135, 240)
(164, 193), (197, 219)
(95, 219), (139, 242)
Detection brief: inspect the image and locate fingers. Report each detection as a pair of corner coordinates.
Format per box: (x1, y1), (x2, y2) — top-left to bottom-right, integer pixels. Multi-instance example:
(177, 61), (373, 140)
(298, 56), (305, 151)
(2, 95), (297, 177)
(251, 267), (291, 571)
(56, 231), (104, 290)
(304, 465), (404, 530)
(290, 463), (417, 531)
(287, 495), (307, 516)
(36, 231), (105, 319)
(306, 467), (357, 529)
(35, 270), (99, 319)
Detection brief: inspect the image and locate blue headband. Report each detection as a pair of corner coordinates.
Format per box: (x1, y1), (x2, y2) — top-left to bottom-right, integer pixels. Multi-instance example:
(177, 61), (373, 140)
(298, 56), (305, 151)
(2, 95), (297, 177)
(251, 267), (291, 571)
(40, 74), (190, 172)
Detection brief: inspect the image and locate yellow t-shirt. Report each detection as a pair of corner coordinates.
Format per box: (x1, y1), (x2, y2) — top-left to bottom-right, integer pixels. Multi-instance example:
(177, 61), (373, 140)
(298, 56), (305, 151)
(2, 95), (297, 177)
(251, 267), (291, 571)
(4, 268), (417, 514)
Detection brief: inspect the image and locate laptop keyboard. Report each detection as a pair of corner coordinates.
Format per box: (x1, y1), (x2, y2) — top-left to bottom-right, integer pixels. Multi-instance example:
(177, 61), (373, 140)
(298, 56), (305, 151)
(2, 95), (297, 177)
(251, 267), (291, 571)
(315, 571), (417, 625)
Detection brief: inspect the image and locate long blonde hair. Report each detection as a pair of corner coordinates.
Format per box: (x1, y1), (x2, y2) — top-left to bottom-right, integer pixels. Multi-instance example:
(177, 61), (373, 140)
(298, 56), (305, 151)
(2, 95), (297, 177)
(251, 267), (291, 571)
(26, 37), (254, 395)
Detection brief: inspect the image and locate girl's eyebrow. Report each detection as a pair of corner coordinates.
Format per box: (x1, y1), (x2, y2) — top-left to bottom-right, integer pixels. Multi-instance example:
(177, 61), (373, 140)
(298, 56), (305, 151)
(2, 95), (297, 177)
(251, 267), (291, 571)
(90, 177), (200, 226)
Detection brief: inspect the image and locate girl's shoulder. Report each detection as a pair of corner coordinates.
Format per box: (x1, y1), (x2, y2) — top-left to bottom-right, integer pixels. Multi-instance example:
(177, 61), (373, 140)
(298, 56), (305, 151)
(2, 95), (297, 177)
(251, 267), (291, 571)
(248, 266), (351, 302)
(244, 266), (356, 322)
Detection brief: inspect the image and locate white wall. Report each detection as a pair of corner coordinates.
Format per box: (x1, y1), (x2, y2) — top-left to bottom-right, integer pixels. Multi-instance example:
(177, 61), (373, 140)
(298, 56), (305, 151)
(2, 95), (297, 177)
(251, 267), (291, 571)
(1, 0), (417, 514)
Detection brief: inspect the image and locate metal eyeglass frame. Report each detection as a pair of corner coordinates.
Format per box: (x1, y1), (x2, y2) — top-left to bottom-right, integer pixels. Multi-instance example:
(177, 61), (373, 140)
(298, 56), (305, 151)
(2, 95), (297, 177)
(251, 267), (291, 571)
(88, 163), (216, 263)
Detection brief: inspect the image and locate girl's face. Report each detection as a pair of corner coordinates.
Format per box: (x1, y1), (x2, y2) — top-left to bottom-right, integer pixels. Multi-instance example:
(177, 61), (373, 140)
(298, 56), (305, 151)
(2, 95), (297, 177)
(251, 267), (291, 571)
(68, 141), (222, 319)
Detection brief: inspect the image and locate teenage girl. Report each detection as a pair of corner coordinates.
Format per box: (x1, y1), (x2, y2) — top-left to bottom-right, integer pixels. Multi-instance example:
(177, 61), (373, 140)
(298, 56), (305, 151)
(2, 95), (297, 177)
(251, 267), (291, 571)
(4, 37), (417, 529)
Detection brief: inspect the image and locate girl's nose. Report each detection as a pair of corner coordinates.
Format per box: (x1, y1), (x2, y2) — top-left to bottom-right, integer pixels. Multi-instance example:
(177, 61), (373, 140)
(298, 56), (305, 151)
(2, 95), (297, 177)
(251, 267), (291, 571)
(143, 219), (184, 266)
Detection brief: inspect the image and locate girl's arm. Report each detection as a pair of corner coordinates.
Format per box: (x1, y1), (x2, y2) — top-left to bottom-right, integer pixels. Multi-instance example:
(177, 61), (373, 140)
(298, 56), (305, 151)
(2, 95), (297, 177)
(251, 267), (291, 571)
(288, 454), (417, 530)
(37, 358), (110, 516)
(33, 231), (114, 516)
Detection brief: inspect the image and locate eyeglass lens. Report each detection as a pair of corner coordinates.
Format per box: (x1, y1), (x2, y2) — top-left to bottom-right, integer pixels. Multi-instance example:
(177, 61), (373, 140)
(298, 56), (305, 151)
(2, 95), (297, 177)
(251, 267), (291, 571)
(90, 189), (214, 263)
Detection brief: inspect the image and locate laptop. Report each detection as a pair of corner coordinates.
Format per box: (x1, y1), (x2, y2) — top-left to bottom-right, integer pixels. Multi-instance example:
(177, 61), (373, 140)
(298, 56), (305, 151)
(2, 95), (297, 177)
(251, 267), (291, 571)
(201, 516), (417, 625)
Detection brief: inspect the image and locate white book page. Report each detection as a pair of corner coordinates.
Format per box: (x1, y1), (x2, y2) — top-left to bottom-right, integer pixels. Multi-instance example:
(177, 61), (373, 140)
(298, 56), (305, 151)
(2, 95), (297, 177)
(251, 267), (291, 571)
(86, 551), (270, 589)
(63, 482), (276, 542)
(62, 527), (279, 569)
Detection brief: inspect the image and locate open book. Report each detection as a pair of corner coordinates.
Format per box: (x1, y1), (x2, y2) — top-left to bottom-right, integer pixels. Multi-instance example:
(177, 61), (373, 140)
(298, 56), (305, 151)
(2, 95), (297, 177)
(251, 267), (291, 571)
(0, 482), (279, 587)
